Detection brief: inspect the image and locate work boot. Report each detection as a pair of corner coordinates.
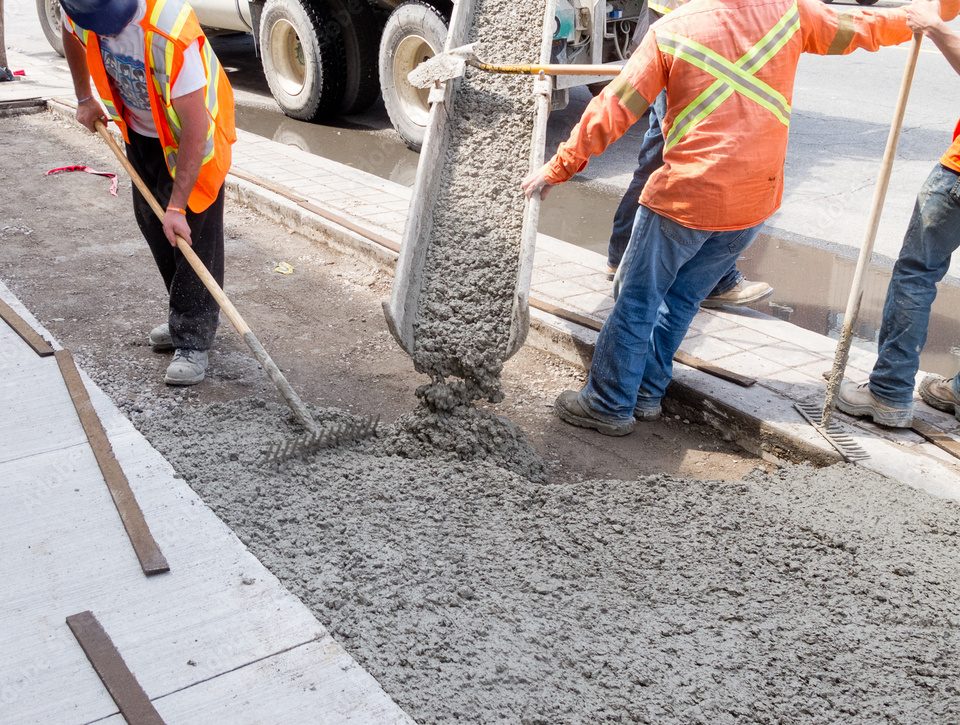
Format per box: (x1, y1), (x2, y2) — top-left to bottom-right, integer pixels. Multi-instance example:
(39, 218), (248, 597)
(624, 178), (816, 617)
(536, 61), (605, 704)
(918, 375), (959, 414)
(701, 279), (774, 308)
(554, 390), (635, 436)
(606, 264), (618, 282)
(633, 403), (662, 421)
(164, 349), (208, 386)
(149, 323), (173, 352)
(835, 380), (913, 428)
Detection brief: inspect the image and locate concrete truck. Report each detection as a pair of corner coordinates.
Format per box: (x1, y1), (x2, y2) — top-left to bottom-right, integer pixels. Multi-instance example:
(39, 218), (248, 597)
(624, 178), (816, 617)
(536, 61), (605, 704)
(36, 0), (643, 150)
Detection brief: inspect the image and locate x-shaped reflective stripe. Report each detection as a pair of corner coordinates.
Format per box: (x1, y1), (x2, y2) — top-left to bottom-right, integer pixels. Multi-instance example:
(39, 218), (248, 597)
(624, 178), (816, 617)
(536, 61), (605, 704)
(658, 3), (800, 150)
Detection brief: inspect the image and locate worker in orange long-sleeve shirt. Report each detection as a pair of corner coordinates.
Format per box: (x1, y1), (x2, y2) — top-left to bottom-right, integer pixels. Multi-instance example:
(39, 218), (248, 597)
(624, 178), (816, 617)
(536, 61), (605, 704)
(523, 0), (956, 437)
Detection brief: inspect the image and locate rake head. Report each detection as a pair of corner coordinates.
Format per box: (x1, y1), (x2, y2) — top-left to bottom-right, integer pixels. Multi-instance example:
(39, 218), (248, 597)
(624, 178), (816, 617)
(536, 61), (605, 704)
(264, 415), (380, 465)
(795, 401), (869, 463)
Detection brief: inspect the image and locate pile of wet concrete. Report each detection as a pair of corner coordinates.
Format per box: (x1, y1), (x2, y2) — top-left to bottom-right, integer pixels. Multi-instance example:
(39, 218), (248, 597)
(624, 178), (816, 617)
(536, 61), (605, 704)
(136, 396), (960, 724)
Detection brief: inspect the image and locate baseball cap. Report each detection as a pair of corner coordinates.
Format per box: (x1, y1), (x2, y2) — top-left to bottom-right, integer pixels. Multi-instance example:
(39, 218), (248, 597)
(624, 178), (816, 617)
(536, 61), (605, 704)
(59, 0), (138, 36)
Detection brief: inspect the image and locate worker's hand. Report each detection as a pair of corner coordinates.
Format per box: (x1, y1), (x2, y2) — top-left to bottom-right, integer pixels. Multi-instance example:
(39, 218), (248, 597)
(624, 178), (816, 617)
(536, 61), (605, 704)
(76, 97), (108, 133)
(162, 208), (192, 247)
(521, 168), (555, 200)
(907, 0), (945, 34)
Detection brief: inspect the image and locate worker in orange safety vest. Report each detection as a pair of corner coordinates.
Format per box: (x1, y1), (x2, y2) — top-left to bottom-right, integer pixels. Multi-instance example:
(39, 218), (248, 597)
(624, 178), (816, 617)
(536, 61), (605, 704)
(61, 0), (236, 386)
(522, 0), (958, 437)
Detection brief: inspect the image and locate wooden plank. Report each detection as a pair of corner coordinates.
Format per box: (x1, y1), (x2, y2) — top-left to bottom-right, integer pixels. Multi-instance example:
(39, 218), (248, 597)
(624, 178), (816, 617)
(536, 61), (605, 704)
(0, 297), (54, 356)
(66, 611), (165, 725)
(528, 296), (758, 388)
(54, 349), (169, 576)
(910, 418), (960, 462)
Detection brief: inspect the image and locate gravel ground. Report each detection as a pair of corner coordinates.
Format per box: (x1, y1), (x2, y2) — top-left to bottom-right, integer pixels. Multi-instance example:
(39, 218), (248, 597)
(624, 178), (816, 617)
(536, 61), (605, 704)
(138, 397), (960, 724)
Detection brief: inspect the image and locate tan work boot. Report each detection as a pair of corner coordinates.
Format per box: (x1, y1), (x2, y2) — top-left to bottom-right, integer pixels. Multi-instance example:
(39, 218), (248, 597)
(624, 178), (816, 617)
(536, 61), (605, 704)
(701, 279), (774, 308)
(835, 380), (913, 428)
(918, 375), (959, 414)
(554, 390), (635, 436)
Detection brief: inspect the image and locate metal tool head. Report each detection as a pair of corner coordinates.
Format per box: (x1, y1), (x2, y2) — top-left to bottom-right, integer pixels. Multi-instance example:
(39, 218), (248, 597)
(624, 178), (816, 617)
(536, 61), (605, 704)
(795, 400), (870, 463)
(263, 415), (380, 465)
(407, 43), (481, 88)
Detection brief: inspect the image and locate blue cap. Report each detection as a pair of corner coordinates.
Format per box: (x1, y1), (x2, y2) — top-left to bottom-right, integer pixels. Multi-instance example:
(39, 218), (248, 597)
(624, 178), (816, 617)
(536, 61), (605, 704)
(59, 0), (138, 37)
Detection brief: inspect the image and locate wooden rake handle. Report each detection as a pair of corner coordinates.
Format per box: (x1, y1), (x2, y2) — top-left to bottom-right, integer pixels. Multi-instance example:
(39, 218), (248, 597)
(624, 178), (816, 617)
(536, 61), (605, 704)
(94, 120), (317, 432)
(821, 34), (923, 426)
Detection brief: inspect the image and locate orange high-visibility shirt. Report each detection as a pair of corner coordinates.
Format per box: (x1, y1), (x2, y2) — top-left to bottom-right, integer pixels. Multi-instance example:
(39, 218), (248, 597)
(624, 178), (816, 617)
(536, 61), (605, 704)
(941, 120), (960, 173)
(543, 0), (952, 231)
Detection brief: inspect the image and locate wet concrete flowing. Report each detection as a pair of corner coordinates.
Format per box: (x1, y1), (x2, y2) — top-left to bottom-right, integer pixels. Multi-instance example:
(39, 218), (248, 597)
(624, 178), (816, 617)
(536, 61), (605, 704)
(411, 1), (548, 402)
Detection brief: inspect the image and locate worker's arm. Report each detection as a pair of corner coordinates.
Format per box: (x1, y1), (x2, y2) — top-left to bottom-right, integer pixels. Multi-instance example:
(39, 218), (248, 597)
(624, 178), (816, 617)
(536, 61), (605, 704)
(799, 0), (957, 55)
(61, 22), (107, 132)
(163, 88), (208, 246)
(522, 32), (667, 199)
(907, 0), (960, 75)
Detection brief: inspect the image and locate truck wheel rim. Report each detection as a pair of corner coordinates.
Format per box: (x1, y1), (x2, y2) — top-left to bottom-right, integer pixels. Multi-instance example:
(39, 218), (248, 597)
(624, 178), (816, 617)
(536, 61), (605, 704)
(44, 0), (62, 34)
(393, 34), (435, 128)
(270, 19), (307, 97)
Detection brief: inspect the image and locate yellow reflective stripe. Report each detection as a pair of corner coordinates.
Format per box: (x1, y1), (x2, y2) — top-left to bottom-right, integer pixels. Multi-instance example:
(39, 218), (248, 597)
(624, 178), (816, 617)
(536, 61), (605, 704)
(608, 76), (650, 117)
(659, 32), (791, 117)
(826, 13), (856, 55)
(170, 4), (192, 37)
(660, 5), (799, 148)
(648, 2), (672, 14)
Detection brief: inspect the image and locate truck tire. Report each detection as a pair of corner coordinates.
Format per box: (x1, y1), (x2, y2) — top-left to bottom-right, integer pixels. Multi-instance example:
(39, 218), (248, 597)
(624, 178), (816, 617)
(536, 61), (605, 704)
(855, 0), (879, 4)
(36, 0), (65, 57)
(322, 0), (382, 115)
(379, 1), (449, 151)
(259, 0), (345, 122)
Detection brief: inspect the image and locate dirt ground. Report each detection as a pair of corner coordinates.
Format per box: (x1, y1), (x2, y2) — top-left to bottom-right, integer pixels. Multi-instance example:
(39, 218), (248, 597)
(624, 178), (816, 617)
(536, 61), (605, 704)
(5, 112), (960, 724)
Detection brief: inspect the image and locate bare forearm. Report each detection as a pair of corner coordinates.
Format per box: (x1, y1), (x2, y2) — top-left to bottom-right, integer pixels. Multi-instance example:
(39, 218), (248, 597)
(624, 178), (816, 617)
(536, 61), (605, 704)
(62, 26), (92, 99)
(168, 90), (207, 209)
(928, 22), (960, 76)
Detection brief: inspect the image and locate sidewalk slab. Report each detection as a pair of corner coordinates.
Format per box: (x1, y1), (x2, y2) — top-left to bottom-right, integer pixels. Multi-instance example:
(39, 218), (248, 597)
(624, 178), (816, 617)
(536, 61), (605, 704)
(0, 281), (412, 724)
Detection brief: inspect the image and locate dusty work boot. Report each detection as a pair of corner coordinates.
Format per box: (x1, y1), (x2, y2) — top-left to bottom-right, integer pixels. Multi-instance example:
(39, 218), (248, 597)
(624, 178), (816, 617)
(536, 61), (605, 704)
(918, 375), (959, 414)
(149, 323), (174, 352)
(606, 264), (618, 282)
(701, 279), (774, 308)
(554, 390), (635, 436)
(164, 349), (209, 386)
(836, 380), (913, 428)
(633, 403), (662, 421)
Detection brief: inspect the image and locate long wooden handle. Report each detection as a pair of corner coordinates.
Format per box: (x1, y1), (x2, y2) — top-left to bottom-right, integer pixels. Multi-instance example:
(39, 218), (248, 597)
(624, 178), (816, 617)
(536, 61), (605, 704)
(94, 120), (317, 432)
(821, 34), (922, 426)
(476, 62), (623, 76)
(94, 121), (250, 336)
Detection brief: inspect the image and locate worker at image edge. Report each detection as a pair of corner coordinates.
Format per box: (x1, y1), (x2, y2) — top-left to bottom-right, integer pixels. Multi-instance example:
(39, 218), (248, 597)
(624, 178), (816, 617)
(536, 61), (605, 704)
(836, 0), (960, 428)
(59, 0), (236, 386)
(523, 0), (959, 437)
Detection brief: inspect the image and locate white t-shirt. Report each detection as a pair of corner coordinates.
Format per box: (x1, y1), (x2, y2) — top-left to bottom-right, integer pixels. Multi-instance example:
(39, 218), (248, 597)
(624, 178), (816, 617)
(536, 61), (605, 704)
(99, 0), (207, 137)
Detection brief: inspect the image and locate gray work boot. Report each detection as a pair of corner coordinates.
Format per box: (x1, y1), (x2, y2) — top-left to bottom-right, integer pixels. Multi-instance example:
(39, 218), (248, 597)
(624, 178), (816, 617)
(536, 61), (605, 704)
(149, 323), (174, 352)
(918, 375), (959, 414)
(633, 403), (662, 421)
(554, 390), (635, 436)
(835, 380), (913, 428)
(164, 349), (209, 386)
(701, 279), (774, 308)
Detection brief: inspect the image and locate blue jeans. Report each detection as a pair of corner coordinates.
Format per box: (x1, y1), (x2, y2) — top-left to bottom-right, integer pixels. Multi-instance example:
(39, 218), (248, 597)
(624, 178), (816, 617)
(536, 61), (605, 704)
(607, 91), (741, 295)
(870, 163), (960, 407)
(583, 207), (764, 422)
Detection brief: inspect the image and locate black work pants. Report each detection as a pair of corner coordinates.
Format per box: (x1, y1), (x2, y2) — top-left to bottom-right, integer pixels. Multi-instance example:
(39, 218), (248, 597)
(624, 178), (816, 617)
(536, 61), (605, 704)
(126, 129), (224, 351)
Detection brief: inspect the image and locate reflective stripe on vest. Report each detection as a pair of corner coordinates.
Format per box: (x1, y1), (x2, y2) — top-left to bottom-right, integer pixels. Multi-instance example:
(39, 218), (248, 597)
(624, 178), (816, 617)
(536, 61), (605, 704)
(658, 2), (800, 150)
(649, 0), (687, 16)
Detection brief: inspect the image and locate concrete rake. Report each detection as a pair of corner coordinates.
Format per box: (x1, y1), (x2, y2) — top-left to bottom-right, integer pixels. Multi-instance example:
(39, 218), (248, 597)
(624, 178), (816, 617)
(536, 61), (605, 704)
(263, 416), (380, 465)
(807, 34), (922, 461)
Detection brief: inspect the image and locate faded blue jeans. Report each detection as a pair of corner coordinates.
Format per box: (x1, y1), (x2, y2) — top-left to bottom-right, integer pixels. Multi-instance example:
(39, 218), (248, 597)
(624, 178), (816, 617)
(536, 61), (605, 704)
(583, 207), (763, 422)
(607, 90), (741, 295)
(870, 163), (960, 408)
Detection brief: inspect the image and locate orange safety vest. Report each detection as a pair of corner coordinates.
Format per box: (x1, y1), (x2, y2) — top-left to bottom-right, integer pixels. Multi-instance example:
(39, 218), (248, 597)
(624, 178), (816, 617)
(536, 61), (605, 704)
(64, 0), (236, 212)
(544, 0), (958, 231)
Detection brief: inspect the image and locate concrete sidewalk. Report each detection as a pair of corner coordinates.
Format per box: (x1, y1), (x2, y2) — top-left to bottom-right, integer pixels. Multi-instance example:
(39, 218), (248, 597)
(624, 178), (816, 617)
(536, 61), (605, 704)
(0, 282), (412, 723)
(7, 43), (959, 499)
